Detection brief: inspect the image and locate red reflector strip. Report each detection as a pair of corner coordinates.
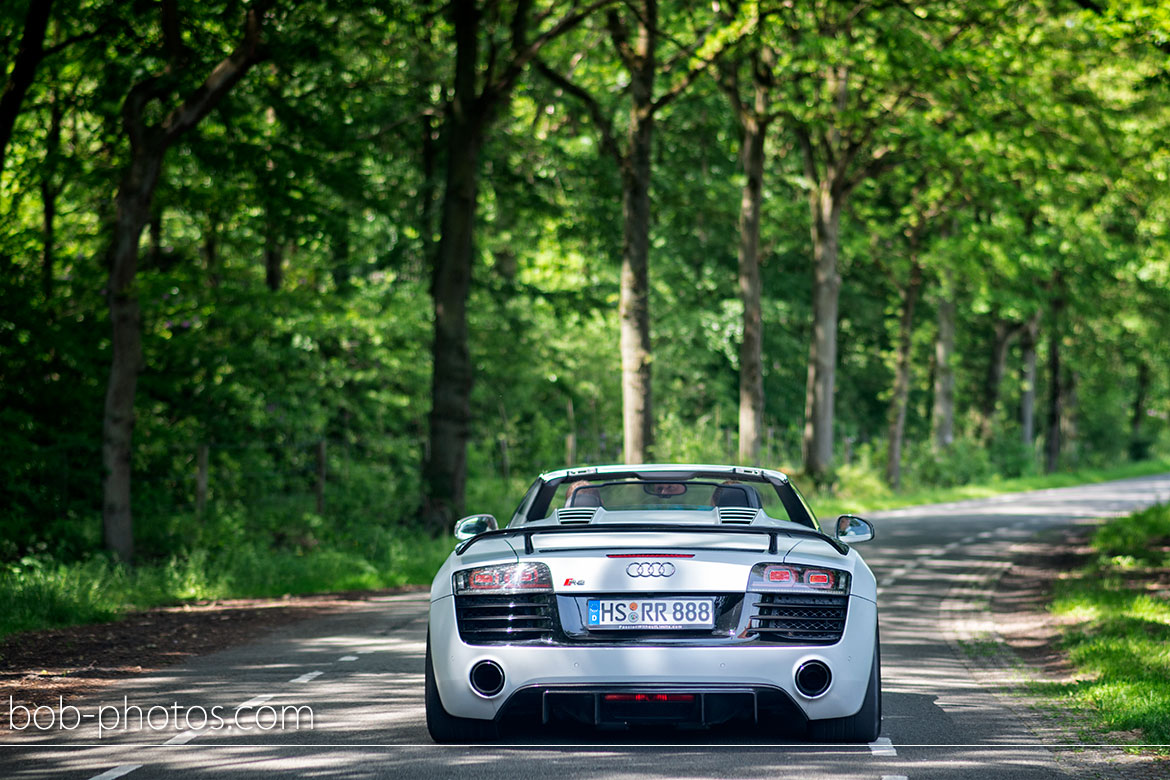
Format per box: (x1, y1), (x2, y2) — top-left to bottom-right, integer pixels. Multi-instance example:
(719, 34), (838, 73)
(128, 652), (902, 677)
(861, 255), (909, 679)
(605, 553), (695, 558)
(602, 694), (695, 703)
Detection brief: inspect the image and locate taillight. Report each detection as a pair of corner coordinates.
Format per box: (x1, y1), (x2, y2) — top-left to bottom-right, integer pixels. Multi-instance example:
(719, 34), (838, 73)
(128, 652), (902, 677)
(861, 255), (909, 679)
(805, 570), (832, 587)
(765, 566), (795, 584)
(603, 694), (695, 703)
(749, 563), (849, 595)
(453, 563), (553, 594)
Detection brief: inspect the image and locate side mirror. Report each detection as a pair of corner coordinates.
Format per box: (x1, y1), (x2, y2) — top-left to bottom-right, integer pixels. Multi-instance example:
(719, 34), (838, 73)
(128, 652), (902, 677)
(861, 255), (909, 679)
(454, 514), (498, 541)
(835, 514), (874, 544)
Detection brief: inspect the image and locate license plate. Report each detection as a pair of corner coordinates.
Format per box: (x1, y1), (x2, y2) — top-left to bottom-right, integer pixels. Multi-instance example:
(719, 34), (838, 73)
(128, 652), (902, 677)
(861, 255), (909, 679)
(587, 598), (715, 629)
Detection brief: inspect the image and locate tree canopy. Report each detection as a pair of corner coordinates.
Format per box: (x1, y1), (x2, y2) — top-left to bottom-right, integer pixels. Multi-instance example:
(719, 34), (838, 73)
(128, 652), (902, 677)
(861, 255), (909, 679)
(2, 0), (1169, 562)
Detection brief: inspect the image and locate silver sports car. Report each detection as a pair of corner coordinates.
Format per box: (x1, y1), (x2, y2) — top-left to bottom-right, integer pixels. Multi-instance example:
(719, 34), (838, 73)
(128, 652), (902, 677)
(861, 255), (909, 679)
(425, 464), (880, 742)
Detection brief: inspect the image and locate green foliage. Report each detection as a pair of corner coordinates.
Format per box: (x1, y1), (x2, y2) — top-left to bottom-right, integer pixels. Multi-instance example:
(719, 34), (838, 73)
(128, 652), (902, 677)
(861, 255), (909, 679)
(1090, 503), (1170, 567)
(903, 438), (996, 489)
(2, 0), (1170, 643)
(0, 529), (457, 640)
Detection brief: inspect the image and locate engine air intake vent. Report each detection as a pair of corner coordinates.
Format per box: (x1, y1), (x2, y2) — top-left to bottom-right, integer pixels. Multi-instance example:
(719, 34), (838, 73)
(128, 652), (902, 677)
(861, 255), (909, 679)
(748, 593), (847, 643)
(455, 594), (556, 644)
(717, 507), (759, 524)
(556, 507), (598, 524)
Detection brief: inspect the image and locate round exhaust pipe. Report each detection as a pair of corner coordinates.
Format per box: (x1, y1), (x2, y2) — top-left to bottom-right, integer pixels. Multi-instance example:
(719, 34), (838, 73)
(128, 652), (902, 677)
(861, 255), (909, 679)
(469, 661), (505, 697)
(794, 660), (832, 698)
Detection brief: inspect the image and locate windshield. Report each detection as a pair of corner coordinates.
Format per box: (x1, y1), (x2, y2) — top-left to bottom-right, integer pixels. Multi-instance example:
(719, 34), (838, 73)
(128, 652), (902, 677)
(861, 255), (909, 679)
(542, 476), (797, 523)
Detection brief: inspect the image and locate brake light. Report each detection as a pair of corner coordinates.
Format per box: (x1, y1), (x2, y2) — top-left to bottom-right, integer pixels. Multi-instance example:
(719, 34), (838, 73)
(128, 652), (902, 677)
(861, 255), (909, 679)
(805, 570), (832, 587)
(749, 563), (849, 594)
(454, 563), (553, 594)
(606, 553), (695, 558)
(765, 566), (795, 584)
(603, 694), (695, 703)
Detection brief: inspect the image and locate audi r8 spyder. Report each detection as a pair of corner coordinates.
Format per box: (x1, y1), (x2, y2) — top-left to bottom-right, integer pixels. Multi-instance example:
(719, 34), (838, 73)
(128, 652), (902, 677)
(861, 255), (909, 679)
(425, 464), (880, 743)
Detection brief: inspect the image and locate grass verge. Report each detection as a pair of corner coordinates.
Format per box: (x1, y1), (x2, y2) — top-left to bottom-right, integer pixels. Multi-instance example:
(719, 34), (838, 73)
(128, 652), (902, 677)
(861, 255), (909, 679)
(0, 531), (455, 641)
(1033, 504), (1170, 749)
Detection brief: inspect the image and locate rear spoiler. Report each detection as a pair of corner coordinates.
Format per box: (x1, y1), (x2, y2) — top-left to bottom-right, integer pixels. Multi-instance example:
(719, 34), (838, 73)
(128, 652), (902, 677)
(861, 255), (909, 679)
(455, 523), (849, 557)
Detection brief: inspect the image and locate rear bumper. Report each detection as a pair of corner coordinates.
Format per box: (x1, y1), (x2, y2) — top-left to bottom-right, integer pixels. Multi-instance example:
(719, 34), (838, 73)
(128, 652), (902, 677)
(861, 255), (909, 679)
(429, 593), (877, 722)
(501, 684), (805, 729)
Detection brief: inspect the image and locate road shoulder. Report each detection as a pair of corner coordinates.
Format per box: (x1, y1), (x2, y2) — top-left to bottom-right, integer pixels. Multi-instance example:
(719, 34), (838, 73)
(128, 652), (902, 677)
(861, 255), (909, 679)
(941, 519), (1169, 779)
(0, 586), (425, 733)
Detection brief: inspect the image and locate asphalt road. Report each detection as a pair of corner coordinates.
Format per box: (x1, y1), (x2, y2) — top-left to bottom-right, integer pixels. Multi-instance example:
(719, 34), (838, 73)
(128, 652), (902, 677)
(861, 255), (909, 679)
(4, 474), (1170, 779)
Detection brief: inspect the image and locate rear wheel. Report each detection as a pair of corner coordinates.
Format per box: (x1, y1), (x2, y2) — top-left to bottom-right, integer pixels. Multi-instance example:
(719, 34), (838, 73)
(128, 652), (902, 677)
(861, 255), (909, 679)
(425, 633), (499, 743)
(806, 631), (881, 744)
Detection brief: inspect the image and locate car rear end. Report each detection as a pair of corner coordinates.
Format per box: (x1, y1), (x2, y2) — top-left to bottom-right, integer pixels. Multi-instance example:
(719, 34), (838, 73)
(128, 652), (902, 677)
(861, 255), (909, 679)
(427, 528), (877, 733)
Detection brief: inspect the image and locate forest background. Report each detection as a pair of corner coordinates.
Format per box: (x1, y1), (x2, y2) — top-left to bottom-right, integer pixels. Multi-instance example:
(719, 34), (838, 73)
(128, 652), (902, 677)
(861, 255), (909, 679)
(3, 0), (1170, 628)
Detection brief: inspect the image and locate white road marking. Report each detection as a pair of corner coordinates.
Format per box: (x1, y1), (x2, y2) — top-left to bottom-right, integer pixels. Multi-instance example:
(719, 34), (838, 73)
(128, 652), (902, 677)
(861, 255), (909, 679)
(357, 648), (376, 654)
(163, 729), (204, 746)
(290, 671), (324, 683)
(239, 695), (276, 708)
(869, 737), (897, 756)
(87, 767), (143, 780)
(881, 776), (909, 780)
(879, 577), (895, 587)
(339, 655), (359, 662)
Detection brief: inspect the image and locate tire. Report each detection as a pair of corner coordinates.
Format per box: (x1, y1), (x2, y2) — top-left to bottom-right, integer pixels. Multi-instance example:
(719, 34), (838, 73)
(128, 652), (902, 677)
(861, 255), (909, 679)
(425, 633), (499, 743)
(806, 630), (882, 744)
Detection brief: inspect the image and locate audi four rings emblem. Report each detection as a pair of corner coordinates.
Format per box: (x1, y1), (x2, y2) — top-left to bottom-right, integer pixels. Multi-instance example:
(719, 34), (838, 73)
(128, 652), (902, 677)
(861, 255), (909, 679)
(626, 561), (676, 577)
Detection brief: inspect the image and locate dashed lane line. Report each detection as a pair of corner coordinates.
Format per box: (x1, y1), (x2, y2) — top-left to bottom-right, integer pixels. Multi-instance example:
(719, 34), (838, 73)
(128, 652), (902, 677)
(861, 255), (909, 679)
(339, 655), (359, 662)
(869, 737), (897, 756)
(85, 672), (318, 778)
(239, 695), (276, 709)
(87, 766), (143, 780)
(162, 730), (203, 746)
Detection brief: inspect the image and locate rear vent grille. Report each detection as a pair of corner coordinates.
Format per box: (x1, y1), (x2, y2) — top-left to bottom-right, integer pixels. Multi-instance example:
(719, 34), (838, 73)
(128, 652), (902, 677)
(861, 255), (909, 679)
(455, 594), (556, 644)
(556, 507), (598, 524)
(749, 594), (847, 643)
(717, 507), (758, 524)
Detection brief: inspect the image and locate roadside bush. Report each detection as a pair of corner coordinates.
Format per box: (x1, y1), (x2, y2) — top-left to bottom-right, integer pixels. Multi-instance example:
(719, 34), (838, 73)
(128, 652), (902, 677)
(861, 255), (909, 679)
(904, 437), (994, 488)
(832, 443), (891, 501)
(1091, 503), (1170, 566)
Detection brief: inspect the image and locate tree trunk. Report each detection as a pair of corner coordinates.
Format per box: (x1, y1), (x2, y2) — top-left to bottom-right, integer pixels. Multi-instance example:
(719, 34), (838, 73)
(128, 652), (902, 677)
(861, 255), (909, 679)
(801, 180), (842, 483)
(619, 5), (657, 464)
(980, 319), (1018, 441)
(1020, 314), (1039, 445)
(100, 2), (267, 562)
(1062, 368), (1079, 465)
(885, 259), (923, 489)
(565, 397), (576, 466)
(0, 0), (53, 174)
(41, 84), (62, 302)
(932, 266), (956, 450)
(421, 0), (483, 532)
(736, 105), (765, 465)
(103, 151), (162, 563)
(1044, 284), (1065, 473)
(1130, 359), (1150, 460)
(417, 0), (592, 526)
